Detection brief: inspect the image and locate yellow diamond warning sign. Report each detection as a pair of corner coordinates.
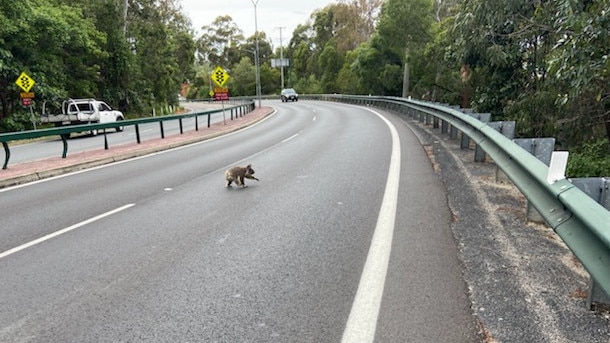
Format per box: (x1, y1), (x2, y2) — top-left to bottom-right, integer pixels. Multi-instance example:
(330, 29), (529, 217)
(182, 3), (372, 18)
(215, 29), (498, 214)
(15, 72), (35, 92)
(211, 66), (229, 87)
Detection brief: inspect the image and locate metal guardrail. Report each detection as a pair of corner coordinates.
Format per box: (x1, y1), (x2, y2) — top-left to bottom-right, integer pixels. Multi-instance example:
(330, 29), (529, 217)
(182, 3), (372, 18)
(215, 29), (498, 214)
(308, 94), (610, 303)
(0, 101), (255, 170)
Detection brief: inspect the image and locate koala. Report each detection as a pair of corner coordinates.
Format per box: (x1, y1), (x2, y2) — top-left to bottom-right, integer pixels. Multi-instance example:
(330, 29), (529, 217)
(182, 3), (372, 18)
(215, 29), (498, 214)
(225, 164), (259, 187)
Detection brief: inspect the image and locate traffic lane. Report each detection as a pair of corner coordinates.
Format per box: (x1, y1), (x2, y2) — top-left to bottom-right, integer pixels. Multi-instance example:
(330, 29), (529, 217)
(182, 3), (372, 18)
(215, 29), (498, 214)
(0, 104), (310, 253)
(7, 107), (235, 164)
(375, 109), (481, 342)
(0, 102), (393, 341)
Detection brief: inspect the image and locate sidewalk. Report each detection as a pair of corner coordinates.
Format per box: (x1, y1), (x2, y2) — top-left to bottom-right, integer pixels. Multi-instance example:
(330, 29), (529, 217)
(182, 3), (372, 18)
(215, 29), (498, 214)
(0, 107), (274, 189)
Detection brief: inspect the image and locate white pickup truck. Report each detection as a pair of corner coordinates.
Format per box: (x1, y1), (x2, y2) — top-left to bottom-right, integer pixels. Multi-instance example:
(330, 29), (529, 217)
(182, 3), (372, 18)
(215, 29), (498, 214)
(41, 98), (125, 133)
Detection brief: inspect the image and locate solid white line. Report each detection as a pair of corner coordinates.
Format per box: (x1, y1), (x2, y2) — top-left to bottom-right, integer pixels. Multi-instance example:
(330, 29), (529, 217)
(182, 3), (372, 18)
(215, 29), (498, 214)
(282, 133), (299, 143)
(0, 203), (135, 260)
(341, 109), (401, 343)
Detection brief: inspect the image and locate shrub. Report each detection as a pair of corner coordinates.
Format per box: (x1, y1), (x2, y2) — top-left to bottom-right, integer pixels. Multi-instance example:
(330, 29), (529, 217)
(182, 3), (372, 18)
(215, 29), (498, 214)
(566, 139), (610, 177)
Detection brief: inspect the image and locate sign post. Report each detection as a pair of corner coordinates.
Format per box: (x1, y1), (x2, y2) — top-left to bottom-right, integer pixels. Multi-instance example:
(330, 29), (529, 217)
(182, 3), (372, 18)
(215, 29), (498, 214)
(210, 66), (231, 124)
(15, 72), (37, 129)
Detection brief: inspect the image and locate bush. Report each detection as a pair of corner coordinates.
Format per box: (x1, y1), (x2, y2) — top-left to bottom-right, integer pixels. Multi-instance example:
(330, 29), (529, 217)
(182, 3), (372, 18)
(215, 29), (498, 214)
(0, 111), (36, 132)
(566, 139), (610, 177)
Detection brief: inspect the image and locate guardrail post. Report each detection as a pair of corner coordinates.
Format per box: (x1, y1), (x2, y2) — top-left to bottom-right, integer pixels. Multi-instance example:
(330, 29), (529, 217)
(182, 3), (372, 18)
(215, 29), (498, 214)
(61, 134), (68, 158)
(484, 121), (515, 165)
(569, 177), (610, 310)
(449, 125), (458, 139)
(179, 118), (184, 134)
(103, 130), (109, 150)
(195, 116), (199, 131)
(461, 113), (491, 149)
(207, 114), (211, 128)
(135, 124), (141, 144)
(159, 121), (165, 139)
(425, 113), (432, 126)
(2, 142), (10, 170)
(512, 137), (556, 222)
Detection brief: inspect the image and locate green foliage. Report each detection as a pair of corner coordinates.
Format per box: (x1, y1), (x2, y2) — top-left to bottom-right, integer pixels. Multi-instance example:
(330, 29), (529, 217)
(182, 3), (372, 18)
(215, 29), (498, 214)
(0, 109), (32, 132)
(566, 139), (610, 178)
(227, 57), (256, 97)
(444, 0), (610, 150)
(0, 0), (196, 130)
(294, 75), (323, 95)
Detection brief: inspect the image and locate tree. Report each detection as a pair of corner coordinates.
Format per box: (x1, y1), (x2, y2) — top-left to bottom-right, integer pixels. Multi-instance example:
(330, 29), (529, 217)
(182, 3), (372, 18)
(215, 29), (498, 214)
(196, 16), (244, 67)
(546, 0), (610, 145)
(352, 0), (434, 96)
(0, 0), (107, 129)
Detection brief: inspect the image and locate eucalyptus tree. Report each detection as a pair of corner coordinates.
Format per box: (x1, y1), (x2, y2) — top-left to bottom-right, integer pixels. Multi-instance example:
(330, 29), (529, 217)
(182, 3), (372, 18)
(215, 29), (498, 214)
(196, 15), (245, 68)
(282, 0), (383, 94)
(227, 57), (256, 97)
(0, 0), (107, 129)
(546, 0), (610, 146)
(125, 0), (195, 111)
(353, 0), (434, 96)
(446, 0), (610, 148)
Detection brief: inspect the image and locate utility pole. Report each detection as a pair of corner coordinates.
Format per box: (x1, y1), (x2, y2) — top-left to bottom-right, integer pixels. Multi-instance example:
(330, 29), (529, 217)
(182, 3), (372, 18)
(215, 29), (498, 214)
(250, 0), (262, 108)
(402, 49), (410, 98)
(276, 27), (286, 89)
(122, 0), (128, 36)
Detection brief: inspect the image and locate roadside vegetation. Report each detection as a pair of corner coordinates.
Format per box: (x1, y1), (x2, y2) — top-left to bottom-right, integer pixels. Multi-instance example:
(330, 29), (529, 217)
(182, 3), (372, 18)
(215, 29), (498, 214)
(1, 0), (608, 176)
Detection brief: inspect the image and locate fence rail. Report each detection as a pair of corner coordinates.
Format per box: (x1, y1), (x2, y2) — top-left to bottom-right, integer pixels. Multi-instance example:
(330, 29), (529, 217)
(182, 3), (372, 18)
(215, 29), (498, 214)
(0, 101), (254, 169)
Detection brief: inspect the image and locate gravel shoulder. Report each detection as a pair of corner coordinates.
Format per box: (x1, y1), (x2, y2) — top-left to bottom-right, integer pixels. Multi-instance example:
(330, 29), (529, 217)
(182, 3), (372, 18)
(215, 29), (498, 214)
(400, 114), (610, 343)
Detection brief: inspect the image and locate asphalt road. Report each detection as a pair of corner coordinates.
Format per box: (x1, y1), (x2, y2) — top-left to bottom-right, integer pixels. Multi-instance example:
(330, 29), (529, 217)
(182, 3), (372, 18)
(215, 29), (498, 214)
(0, 101), (480, 342)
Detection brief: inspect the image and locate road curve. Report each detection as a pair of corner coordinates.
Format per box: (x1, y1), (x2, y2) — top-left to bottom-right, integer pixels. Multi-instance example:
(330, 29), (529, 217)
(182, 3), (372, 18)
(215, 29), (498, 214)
(0, 100), (480, 342)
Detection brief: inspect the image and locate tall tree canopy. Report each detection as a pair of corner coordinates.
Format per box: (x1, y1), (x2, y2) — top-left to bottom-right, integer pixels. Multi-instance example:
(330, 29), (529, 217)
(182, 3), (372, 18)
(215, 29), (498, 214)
(0, 0), (195, 130)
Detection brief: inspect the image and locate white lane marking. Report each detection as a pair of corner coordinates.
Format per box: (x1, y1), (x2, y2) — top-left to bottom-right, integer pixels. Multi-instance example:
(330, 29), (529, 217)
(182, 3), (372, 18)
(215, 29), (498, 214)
(0, 204), (135, 260)
(342, 109), (401, 343)
(282, 133), (299, 143)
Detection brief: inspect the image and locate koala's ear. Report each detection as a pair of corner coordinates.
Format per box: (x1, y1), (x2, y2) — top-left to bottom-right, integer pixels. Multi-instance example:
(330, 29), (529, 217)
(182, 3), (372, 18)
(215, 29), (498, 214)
(246, 164), (252, 168)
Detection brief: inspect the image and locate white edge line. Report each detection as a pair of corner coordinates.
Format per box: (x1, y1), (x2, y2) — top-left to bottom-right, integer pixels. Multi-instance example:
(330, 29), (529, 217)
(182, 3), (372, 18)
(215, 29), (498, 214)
(282, 133), (299, 143)
(0, 203), (135, 260)
(341, 109), (401, 343)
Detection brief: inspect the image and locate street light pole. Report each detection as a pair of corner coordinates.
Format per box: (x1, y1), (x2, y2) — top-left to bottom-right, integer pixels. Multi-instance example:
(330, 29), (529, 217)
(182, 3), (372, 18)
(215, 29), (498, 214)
(276, 26), (285, 89)
(250, 0), (262, 108)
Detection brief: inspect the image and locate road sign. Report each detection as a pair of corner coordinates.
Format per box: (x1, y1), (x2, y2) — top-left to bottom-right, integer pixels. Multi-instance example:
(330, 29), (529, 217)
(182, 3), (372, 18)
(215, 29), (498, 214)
(21, 98), (33, 106)
(211, 66), (230, 87)
(214, 90), (230, 101)
(15, 72), (35, 92)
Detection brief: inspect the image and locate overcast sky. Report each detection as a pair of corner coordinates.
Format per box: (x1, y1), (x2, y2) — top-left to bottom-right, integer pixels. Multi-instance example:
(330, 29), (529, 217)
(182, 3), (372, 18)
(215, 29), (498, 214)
(179, 0), (336, 46)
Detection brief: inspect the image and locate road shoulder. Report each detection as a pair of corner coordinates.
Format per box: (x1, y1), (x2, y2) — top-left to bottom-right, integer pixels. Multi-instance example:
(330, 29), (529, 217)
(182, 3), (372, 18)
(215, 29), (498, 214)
(399, 114), (610, 343)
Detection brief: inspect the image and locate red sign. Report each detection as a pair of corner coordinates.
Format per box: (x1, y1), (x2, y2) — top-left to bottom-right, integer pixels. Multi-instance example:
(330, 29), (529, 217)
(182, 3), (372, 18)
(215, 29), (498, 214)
(21, 97), (33, 106)
(214, 91), (229, 101)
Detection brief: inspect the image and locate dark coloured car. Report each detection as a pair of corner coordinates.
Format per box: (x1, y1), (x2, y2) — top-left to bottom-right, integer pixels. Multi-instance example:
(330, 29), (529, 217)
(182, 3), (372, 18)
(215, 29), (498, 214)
(281, 88), (298, 102)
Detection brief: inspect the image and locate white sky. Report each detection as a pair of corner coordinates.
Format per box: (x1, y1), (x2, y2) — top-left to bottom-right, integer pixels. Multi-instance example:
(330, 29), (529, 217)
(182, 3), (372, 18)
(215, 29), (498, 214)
(179, 0), (337, 47)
